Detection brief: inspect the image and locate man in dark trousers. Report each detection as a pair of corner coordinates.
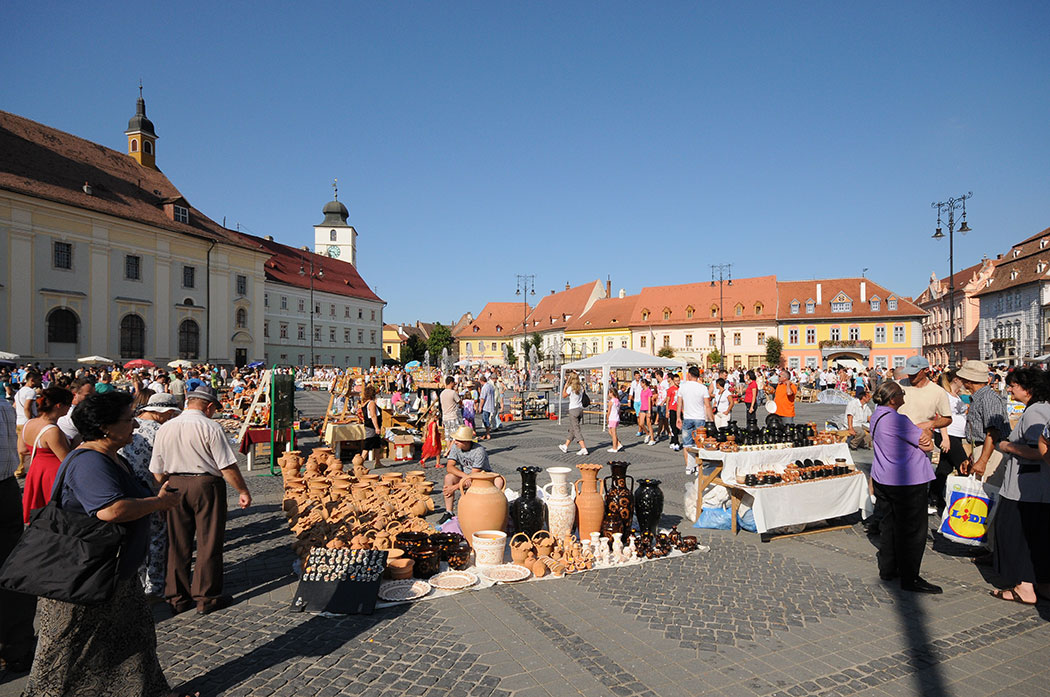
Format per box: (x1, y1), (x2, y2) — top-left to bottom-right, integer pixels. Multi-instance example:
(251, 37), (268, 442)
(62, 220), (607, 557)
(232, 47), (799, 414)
(149, 385), (251, 615)
(0, 394), (34, 672)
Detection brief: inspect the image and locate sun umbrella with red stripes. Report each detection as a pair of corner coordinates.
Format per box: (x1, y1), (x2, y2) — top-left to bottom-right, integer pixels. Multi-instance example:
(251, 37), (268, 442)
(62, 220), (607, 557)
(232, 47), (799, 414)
(123, 359), (156, 370)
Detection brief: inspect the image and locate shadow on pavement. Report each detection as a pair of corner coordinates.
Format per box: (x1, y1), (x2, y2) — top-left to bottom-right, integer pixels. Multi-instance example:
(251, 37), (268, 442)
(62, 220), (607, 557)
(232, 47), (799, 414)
(886, 586), (953, 697)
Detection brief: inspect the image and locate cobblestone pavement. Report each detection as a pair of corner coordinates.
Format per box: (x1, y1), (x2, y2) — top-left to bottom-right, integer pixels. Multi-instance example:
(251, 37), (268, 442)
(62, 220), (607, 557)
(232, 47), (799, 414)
(3, 395), (1049, 696)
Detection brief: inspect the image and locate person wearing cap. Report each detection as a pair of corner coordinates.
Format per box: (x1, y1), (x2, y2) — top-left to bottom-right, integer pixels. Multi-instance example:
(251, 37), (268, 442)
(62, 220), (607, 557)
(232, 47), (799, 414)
(149, 385), (252, 615)
(957, 360), (1009, 484)
(897, 355), (952, 433)
(844, 387), (873, 450)
(120, 392), (182, 598)
(439, 425), (502, 525)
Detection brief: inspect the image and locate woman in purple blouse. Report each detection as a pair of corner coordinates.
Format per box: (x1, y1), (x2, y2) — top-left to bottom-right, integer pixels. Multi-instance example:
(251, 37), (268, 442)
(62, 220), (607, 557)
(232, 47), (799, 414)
(869, 381), (940, 593)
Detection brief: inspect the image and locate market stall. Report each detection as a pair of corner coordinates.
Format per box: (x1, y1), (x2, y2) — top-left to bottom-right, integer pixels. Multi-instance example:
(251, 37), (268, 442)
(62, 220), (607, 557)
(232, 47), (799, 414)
(558, 349), (686, 428)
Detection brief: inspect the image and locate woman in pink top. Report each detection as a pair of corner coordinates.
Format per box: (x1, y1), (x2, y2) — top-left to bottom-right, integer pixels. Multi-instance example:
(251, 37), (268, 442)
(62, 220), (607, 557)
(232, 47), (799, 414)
(639, 380), (655, 445)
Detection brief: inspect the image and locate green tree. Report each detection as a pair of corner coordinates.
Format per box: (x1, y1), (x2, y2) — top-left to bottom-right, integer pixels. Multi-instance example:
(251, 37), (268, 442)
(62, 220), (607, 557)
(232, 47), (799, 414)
(657, 346), (676, 358)
(426, 322), (454, 357)
(524, 332), (545, 362)
(505, 344), (517, 366)
(401, 334), (426, 364)
(765, 337), (783, 367)
(707, 349), (722, 366)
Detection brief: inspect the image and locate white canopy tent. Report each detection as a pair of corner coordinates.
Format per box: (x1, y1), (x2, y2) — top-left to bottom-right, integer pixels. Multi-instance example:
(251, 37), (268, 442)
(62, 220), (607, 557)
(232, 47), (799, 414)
(558, 348), (687, 428)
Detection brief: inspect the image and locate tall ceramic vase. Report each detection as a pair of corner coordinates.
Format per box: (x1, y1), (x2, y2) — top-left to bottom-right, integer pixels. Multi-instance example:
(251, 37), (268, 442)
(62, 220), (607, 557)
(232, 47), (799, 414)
(511, 466), (546, 537)
(458, 472), (508, 548)
(634, 478), (664, 536)
(543, 467), (576, 540)
(574, 463), (605, 539)
(600, 461), (634, 537)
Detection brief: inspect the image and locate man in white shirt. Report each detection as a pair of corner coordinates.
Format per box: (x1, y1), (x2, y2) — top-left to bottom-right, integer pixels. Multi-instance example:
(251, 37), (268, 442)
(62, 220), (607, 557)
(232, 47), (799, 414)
(676, 366), (713, 475)
(13, 371), (40, 478)
(150, 385), (251, 616)
(844, 387), (873, 449)
(57, 376), (95, 446)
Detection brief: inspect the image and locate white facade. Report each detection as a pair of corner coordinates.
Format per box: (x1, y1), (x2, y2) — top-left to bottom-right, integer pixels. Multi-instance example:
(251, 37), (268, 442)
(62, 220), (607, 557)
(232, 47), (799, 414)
(978, 283), (1044, 362)
(263, 284), (383, 368)
(0, 191), (267, 366)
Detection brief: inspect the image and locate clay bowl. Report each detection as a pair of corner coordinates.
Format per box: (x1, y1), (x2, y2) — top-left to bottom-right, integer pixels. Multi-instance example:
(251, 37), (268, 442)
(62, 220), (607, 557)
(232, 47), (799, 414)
(360, 474), (380, 483)
(405, 470), (426, 483)
(387, 558), (414, 580)
(380, 473), (404, 483)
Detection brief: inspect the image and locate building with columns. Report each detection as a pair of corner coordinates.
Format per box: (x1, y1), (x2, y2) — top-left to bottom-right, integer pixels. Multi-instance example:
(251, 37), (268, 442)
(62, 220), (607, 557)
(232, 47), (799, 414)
(0, 98), (270, 366)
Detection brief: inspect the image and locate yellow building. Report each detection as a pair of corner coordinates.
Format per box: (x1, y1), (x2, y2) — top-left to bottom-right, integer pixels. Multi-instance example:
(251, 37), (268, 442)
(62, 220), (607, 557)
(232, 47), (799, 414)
(563, 296), (636, 358)
(382, 324), (408, 361)
(454, 302), (529, 364)
(777, 279), (924, 371)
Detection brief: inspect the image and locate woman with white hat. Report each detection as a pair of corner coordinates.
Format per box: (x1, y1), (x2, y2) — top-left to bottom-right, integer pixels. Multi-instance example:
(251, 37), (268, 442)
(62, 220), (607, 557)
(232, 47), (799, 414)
(120, 392), (182, 598)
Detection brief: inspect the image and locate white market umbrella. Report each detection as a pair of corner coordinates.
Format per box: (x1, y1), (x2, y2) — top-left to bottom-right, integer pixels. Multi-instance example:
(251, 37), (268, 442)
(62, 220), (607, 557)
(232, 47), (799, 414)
(167, 359), (194, 369)
(0, 350), (19, 361)
(77, 355), (114, 365)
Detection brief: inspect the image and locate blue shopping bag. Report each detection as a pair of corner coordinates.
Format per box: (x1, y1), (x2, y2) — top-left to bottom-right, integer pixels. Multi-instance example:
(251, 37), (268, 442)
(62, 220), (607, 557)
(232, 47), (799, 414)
(938, 475), (998, 546)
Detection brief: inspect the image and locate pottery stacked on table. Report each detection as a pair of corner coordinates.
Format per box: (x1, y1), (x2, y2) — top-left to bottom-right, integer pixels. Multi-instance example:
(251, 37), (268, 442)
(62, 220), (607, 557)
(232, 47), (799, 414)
(279, 450), (436, 566)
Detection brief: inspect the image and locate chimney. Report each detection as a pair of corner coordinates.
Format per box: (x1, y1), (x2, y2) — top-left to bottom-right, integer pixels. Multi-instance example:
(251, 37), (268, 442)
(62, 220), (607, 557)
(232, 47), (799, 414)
(816, 283), (822, 305)
(550, 290), (555, 295)
(606, 278), (612, 298)
(860, 281), (866, 302)
(264, 235), (273, 241)
(996, 253), (1003, 260)
(565, 282), (571, 291)
(618, 288), (626, 299)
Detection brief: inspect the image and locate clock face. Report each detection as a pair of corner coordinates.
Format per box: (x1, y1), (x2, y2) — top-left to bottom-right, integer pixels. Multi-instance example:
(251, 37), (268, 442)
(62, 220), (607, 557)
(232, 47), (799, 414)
(326, 245), (341, 259)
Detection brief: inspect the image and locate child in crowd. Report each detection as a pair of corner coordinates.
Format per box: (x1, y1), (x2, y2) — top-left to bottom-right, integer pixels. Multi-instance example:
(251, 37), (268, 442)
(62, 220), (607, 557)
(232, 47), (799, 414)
(420, 406), (441, 468)
(607, 390), (622, 453)
(640, 379), (655, 445)
(461, 390), (476, 429)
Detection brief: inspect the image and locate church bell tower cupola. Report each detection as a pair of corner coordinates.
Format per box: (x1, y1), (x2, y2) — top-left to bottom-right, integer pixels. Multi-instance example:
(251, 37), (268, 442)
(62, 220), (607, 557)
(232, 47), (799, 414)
(125, 84), (158, 169)
(313, 179), (358, 267)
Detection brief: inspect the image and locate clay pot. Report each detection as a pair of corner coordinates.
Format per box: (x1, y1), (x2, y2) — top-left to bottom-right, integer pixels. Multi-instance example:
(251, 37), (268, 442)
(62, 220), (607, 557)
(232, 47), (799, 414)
(545, 467), (573, 498)
(380, 473), (404, 484)
(413, 546), (441, 579)
(388, 557), (414, 580)
(457, 472), (508, 546)
(528, 556), (548, 578)
(472, 530), (507, 566)
(405, 470), (426, 483)
(574, 464), (605, 539)
(601, 461), (634, 538)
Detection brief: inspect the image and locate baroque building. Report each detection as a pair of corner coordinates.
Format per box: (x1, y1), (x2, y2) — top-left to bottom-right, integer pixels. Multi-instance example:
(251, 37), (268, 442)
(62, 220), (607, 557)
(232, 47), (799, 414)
(916, 258), (995, 366)
(0, 96), (269, 366)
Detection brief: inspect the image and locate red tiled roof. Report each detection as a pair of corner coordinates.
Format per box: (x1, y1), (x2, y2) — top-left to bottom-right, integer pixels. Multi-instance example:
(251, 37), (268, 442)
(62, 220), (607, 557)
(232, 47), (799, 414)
(0, 109), (256, 250)
(776, 278), (923, 320)
(240, 233), (383, 302)
(566, 295), (638, 331)
(973, 227), (1050, 297)
(455, 302), (531, 338)
(629, 275), (778, 327)
(516, 281), (604, 332)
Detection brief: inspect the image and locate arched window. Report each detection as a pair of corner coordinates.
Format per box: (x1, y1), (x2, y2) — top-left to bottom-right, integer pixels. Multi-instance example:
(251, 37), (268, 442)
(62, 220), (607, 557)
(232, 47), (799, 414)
(47, 308), (79, 344)
(179, 319), (200, 359)
(641, 309), (650, 321)
(662, 307), (671, 320)
(143, 140), (153, 154)
(710, 305), (718, 318)
(330, 229), (337, 241)
(120, 314), (145, 358)
(130, 139), (139, 152)
(236, 307), (247, 328)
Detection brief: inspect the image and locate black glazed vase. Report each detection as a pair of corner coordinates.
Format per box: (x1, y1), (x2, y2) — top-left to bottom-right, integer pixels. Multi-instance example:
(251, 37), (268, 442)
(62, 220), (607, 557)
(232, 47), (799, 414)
(600, 461), (634, 537)
(634, 478), (664, 536)
(511, 466), (546, 537)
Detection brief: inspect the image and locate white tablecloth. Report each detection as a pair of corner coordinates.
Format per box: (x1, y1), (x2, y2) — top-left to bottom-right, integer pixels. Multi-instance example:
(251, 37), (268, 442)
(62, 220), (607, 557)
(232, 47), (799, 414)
(688, 443), (854, 483)
(741, 471), (872, 534)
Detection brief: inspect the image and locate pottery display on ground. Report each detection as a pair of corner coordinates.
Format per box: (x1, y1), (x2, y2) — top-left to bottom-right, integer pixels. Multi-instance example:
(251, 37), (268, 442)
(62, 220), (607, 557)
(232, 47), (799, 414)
(510, 466), (546, 537)
(545, 467), (573, 498)
(457, 471), (508, 547)
(472, 530), (508, 567)
(542, 467), (576, 540)
(634, 478), (664, 536)
(600, 461), (634, 538)
(574, 463), (605, 539)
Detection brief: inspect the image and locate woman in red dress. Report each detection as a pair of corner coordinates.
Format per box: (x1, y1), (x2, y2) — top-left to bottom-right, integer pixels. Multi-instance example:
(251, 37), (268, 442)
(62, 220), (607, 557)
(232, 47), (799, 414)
(19, 386), (73, 523)
(420, 405), (441, 468)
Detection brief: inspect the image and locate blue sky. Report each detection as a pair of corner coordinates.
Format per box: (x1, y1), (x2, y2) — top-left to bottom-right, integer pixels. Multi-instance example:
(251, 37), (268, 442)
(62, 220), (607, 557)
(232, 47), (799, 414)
(4, 2), (1048, 324)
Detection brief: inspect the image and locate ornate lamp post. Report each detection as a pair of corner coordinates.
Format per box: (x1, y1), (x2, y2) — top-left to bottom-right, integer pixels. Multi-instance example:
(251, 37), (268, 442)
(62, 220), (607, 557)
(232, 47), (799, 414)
(515, 274), (536, 369)
(932, 192), (972, 366)
(710, 263), (732, 370)
(299, 258), (324, 373)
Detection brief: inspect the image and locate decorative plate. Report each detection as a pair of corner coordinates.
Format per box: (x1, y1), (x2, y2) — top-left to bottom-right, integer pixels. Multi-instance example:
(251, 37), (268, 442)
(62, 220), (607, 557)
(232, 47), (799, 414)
(428, 571), (479, 591)
(378, 579), (432, 602)
(482, 564), (532, 583)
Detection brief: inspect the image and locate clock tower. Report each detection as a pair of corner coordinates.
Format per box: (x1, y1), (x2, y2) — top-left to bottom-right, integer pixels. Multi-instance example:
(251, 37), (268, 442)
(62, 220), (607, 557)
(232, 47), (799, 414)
(313, 180), (357, 266)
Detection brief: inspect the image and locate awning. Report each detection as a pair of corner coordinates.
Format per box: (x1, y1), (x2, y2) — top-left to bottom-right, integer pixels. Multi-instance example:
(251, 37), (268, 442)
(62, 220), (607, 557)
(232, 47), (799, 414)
(832, 358), (865, 370)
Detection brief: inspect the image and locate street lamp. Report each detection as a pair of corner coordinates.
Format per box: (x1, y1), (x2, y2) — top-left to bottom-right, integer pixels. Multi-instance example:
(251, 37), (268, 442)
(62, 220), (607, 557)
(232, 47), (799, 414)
(515, 274), (536, 369)
(299, 258), (324, 373)
(932, 192), (972, 366)
(710, 263), (732, 370)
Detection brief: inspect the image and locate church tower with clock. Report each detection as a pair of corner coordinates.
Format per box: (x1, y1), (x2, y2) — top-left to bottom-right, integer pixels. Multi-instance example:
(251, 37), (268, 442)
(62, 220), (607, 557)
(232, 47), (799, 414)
(313, 181), (357, 267)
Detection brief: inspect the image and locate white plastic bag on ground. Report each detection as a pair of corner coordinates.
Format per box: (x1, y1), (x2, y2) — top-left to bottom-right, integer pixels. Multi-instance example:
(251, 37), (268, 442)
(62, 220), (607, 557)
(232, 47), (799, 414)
(684, 480), (730, 522)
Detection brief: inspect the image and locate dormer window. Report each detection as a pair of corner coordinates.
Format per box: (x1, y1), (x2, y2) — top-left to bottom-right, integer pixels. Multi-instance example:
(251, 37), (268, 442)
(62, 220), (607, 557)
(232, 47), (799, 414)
(495, 325), (502, 333)
(641, 309), (650, 321)
(805, 299), (815, 314)
(1011, 268), (1021, 280)
(755, 302), (764, 315)
(685, 305), (694, 318)
(173, 205), (189, 223)
(662, 307), (671, 320)
(790, 300), (800, 315)
(1013, 249), (1021, 258)
(830, 292), (852, 313)
(734, 303), (743, 316)
(870, 297), (881, 311)
(1039, 262), (1048, 274)
(1041, 238), (1049, 249)
(472, 326), (479, 333)
(888, 297), (898, 310)
(710, 305), (719, 318)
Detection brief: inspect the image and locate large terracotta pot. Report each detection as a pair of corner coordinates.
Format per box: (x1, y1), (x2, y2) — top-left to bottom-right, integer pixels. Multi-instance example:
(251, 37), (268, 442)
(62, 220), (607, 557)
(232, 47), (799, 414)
(457, 472), (508, 547)
(574, 463), (604, 539)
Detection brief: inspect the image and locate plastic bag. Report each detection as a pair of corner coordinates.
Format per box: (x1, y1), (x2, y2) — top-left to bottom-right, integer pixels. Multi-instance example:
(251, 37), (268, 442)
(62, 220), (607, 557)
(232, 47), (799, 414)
(938, 475), (998, 546)
(684, 480), (729, 522)
(693, 505), (732, 530)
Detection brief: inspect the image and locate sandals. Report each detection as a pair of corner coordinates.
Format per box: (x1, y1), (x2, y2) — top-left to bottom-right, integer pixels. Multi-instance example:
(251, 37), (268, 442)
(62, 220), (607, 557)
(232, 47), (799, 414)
(989, 588), (1036, 605)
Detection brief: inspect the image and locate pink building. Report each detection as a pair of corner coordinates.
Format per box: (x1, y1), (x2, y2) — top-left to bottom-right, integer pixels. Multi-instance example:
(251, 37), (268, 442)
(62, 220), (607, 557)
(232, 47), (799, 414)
(916, 258), (996, 367)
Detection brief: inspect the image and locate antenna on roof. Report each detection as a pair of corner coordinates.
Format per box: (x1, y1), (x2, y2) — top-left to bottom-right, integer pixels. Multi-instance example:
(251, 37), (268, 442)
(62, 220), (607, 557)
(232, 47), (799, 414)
(332, 178), (338, 200)
(138, 79), (143, 98)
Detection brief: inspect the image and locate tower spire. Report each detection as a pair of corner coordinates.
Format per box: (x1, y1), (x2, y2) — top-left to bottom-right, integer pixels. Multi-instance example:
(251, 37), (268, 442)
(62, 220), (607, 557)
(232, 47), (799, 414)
(126, 85), (158, 169)
(332, 178), (338, 200)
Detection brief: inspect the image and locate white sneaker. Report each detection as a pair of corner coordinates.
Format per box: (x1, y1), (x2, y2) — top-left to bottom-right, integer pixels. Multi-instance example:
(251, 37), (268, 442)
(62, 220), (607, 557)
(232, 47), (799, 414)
(558, 444), (568, 454)
(606, 447), (621, 453)
(648, 439), (656, 446)
(577, 448), (589, 456)
(927, 505), (938, 516)
(643, 437), (651, 444)
(686, 466), (697, 476)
